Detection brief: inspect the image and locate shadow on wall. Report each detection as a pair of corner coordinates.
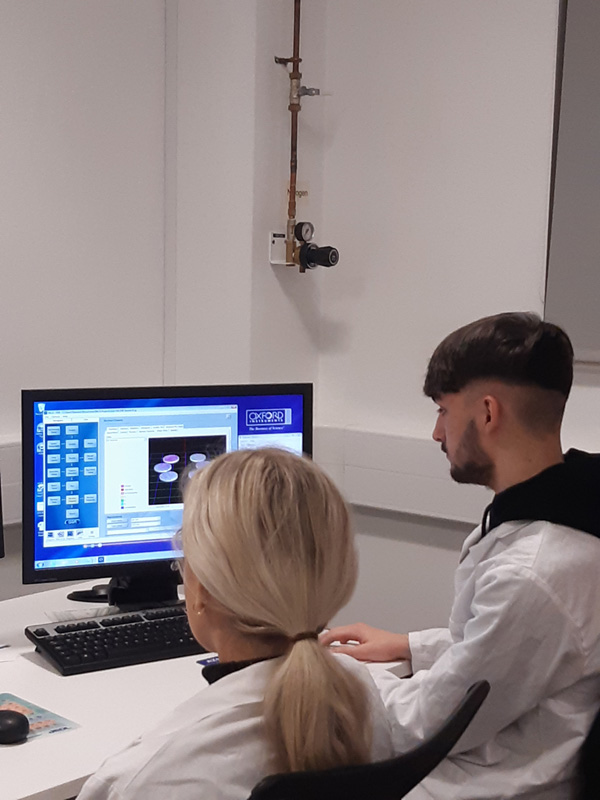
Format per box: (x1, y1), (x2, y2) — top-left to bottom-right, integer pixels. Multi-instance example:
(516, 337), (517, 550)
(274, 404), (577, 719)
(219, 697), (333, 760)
(272, 267), (352, 354)
(0, 523), (77, 601)
(331, 506), (471, 633)
(353, 505), (471, 551)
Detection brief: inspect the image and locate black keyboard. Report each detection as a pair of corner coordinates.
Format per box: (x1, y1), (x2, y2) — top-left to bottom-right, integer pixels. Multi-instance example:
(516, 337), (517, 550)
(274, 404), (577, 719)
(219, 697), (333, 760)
(25, 605), (208, 675)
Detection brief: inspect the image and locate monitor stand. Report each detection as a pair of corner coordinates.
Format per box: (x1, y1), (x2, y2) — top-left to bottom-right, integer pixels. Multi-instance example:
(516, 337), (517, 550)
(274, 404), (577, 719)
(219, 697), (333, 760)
(67, 563), (181, 609)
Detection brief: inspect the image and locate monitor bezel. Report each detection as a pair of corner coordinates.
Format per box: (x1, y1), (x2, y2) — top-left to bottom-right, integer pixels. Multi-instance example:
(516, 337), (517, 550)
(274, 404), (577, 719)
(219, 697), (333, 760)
(22, 382), (313, 585)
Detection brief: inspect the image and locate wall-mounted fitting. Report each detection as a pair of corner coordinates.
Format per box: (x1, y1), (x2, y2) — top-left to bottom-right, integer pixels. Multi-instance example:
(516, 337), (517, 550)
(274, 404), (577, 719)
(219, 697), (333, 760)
(295, 221), (314, 242)
(298, 243), (339, 270)
(298, 86), (320, 97)
(273, 0), (338, 274)
(274, 57), (321, 104)
(269, 224), (339, 272)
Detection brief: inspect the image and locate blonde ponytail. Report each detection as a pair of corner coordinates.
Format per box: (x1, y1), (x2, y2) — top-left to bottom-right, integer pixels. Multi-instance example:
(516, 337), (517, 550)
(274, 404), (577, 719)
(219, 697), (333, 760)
(182, 448), (373, 772)
(264, 638), (372, 772)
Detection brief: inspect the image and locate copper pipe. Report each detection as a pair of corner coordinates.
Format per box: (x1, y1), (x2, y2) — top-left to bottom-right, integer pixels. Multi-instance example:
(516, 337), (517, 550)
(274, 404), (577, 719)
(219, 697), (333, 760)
(285, 0), (302, 264)
(287, 0), (302, 224)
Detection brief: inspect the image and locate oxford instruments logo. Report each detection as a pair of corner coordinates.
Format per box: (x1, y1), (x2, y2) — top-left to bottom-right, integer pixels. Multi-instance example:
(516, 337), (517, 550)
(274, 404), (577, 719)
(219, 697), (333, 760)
(246, 408), (290, 426)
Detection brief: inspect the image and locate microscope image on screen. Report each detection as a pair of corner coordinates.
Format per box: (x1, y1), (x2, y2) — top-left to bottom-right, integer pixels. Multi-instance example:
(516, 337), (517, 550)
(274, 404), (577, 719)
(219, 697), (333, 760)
(148, 435), (227, 506)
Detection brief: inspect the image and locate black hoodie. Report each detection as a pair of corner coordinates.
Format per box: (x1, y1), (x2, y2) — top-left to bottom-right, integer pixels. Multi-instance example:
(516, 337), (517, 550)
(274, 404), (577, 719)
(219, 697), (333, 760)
(482, 449), (600, 539)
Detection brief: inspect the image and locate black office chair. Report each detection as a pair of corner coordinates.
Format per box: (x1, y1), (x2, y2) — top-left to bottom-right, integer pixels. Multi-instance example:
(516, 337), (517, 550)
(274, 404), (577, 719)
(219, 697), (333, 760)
(248, 680), (490, 800)
(576, 703), (600, 800)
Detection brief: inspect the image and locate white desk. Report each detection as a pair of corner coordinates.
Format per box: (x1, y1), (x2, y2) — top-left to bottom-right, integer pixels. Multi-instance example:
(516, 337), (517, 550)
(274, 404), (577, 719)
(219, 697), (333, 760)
(1, 584), (411, 800)
(0, 583), (212, 800)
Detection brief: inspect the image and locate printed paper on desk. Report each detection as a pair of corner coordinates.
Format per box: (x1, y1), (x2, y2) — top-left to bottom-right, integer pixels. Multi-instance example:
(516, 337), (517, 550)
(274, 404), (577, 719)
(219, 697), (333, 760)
(0, 693), (79, 739)
(0, 647), (19, 663)
(44, 606), (116, 623)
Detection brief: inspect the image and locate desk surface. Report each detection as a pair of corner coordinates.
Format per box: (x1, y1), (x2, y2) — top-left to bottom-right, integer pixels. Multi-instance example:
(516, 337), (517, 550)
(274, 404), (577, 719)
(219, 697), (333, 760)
(0, 583), (212, 800)
(1, 584), (410, 800)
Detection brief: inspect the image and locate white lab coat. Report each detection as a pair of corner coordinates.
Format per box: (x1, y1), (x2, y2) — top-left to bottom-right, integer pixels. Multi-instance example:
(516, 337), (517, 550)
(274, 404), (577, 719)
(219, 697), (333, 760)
(77, 653), (394, 800)
(373, 520), (600, 800)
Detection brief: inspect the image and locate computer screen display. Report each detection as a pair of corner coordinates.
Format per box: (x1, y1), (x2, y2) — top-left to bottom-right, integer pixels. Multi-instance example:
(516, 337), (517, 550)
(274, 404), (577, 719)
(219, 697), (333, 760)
(22, 383), (312, 588)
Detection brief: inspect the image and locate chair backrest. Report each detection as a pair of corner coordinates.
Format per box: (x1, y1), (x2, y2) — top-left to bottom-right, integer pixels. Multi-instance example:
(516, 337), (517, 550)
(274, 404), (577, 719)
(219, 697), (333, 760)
(248, 680), (490, 800)
(576, 703), (600, 800)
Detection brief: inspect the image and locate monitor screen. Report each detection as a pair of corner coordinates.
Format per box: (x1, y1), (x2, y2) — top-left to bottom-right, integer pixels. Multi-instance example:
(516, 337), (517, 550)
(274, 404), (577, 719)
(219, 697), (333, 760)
(22, 383), (312, 600)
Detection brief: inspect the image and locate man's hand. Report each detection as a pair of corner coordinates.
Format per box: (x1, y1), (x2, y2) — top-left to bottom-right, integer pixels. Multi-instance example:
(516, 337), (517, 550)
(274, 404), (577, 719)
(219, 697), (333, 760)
(320, 623), (411, 662)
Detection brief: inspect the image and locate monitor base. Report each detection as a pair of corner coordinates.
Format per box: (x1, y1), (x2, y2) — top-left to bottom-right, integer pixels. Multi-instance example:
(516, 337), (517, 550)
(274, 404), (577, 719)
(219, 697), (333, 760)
(67, 584), (110, 603)
(67, 565), (181, 609)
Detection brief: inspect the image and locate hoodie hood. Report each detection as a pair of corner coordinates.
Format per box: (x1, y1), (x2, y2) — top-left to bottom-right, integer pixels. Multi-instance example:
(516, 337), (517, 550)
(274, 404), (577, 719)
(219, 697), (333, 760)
(483, 449), (600, 539)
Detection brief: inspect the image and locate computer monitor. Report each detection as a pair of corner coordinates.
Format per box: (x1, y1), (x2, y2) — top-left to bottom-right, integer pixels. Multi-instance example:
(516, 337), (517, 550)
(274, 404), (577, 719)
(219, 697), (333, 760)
(22, 383), (312, 606)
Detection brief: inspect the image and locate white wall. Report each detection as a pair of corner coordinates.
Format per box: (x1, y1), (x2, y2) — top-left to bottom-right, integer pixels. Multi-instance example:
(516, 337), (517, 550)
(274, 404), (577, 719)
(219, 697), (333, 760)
(317, 0), (558, 437)
(0, 0), (566, 485)
(0, 1), (167, 441)
(172, 1), (255, 386)
(332, 507), (469, 632)
(6, 1), (598, 625)
(170, 1), (563, 537)
(172, 0), (324, 389)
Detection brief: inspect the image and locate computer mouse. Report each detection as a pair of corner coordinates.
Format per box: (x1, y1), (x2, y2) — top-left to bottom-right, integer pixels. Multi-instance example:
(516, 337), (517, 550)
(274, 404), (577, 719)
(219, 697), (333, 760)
(0, 710), (30, 744)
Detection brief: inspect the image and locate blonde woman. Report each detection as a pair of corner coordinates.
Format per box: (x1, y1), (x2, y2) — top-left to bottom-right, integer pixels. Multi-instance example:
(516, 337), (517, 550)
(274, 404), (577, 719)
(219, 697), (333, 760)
(78, 448), (394, 800)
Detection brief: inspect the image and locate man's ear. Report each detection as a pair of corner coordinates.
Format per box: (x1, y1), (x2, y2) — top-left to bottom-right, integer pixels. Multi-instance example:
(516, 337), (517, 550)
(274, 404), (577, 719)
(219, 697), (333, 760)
(480, 393), (502, 432)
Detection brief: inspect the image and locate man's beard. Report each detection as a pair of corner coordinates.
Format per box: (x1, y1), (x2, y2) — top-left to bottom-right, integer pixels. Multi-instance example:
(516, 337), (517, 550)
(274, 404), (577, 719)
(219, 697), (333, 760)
(449, 419), (494, 487)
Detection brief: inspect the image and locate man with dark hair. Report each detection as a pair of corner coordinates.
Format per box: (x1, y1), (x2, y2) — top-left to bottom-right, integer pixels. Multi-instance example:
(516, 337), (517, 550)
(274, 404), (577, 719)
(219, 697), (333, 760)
(322, 312), (600, 799)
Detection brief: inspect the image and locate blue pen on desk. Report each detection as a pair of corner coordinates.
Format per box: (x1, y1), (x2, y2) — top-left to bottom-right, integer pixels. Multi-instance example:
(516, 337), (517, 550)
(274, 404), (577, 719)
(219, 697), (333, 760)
(197, 655), (219, 666)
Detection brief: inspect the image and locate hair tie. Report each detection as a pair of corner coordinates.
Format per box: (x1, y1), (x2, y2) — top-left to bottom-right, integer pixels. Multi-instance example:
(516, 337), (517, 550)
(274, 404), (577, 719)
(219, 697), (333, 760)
(291, 631), (318, 642)
(291, 625), (324, 643)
